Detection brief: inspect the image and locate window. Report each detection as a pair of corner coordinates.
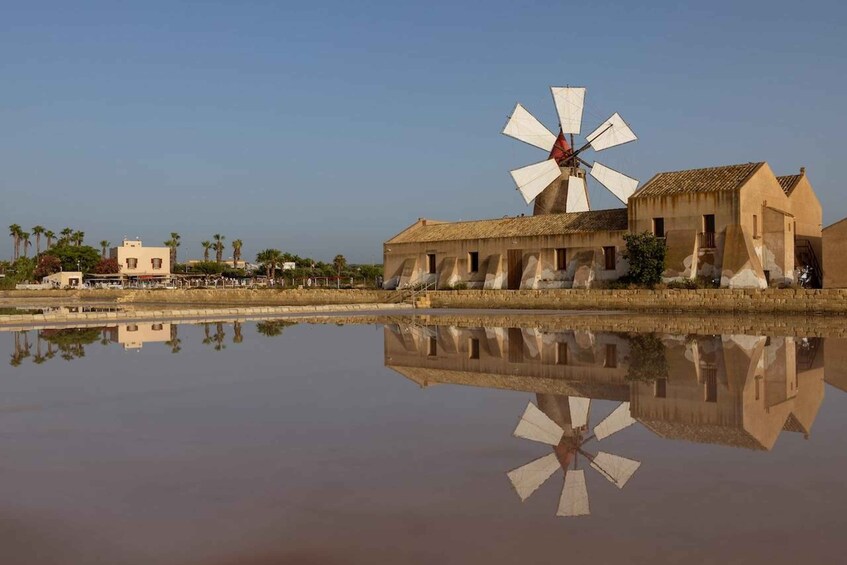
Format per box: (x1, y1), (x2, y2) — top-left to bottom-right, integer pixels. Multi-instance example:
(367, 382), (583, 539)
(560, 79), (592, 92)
(508, 328), (523, 363)
(126, 258), (138, 269)
(151, 323), (163, 331)
(427, 253), (436, 274)
(654, 378), (667, 398)
(653, 217), (665, 238)
(753, 214), (759, 238)
(604, 343), (617, 368)
(428, 336), (437, 356)
(603, 246), (616, 271)
(468, 338), (480, 359)
(126, 325), (138, 332)
(151, 258), (163, 270)
(703, 214), (715, 234)
(555, 248), (567, 271)
(468, 251), (479, 273)
(556, 342), (568, 365)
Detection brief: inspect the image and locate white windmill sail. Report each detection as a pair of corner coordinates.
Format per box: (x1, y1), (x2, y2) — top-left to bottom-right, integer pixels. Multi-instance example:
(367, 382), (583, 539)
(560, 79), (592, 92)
(594, 402), (636, 440)
(502, 103), (557, 151)
(507, 453), (561, 501)
(590, 162), (639, 204)
(511, 159), (562, 204)
(566, 175), (589, 212)
(586, 112), (637, 151)
(551, 86), (585, 134)
(557, 469), (590, 517)
(590, 452), (641, 489)
(568, 396), (591, 429)
(514, 402), (565, 445)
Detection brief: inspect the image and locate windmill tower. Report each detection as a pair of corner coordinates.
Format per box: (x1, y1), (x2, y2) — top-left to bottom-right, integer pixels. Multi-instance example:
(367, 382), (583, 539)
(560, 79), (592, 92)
(502, 86), (639, 215)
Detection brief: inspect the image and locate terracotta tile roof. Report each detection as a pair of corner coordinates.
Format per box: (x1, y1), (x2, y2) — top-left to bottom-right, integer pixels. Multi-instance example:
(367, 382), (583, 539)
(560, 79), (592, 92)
(631, 162), (764, 199)
(386, 208), (629, 244)
(638, 419), (768, 451)
(776, 174), (802, 196)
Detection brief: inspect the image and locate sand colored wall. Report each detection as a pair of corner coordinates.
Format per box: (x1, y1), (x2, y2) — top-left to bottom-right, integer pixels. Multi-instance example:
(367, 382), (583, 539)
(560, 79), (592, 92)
(383, 229), (628, 290)
(110, 240), (171, 277)
(787, 173), (823, 260)
(822, 219), (847, 288)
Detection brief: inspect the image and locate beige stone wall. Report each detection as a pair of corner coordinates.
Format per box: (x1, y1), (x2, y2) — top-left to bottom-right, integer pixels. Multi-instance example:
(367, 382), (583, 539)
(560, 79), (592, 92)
(823, 219), (847, 288)
(427, 288), (847, 314)
(111, 241), (171, 276)
(383, 229), (628, 290)
(787, 174), (823, 261)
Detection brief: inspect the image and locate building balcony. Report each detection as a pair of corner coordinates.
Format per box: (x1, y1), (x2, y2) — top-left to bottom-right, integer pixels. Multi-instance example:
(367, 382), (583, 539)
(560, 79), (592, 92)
(699, 232), (716, 249)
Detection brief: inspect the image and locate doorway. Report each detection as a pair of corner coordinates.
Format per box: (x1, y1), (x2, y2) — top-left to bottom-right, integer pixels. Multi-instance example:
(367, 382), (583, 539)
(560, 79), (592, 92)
(507, 249), (523, 290)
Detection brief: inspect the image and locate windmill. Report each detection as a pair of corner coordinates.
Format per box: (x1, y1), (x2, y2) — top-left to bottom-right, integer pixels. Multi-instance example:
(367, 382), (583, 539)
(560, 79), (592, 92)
(502, 86), (639, 216)
(507, 396), (640, 517)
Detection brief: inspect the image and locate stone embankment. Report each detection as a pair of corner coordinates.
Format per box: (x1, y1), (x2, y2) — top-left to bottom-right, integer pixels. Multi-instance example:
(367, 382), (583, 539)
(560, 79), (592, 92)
(427, 288), (847, 314)
(4, 287), (847, 314)
(0, 302), (408, 329)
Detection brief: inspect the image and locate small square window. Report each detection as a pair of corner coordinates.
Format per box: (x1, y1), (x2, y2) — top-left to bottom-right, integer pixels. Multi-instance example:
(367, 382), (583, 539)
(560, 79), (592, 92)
(604, 343), (617, 368)
(428, 336), (437, 356)
(654, 378), (667, 398)
(468, 252), (479, 273)
(126, 258), (138, 269)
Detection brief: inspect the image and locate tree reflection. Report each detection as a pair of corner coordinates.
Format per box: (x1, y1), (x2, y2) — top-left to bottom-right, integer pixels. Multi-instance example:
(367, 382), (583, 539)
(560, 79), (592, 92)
(255, 320), (296, 337)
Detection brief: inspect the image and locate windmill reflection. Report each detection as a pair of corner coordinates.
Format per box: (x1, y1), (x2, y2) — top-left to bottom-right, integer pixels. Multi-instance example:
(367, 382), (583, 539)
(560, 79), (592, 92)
(384, 322), (832, 517)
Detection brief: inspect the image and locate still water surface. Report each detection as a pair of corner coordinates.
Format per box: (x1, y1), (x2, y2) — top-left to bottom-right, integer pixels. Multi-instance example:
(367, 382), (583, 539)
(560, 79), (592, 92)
(1, 318), (846, 564)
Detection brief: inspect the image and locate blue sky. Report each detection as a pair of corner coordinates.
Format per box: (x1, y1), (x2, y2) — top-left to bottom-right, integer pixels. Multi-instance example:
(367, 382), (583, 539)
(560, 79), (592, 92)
(2, 0), (845, 263)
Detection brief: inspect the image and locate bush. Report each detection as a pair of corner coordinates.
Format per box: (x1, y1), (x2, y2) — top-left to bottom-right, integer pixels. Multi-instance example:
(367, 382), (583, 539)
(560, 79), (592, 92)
(48, 244), (101, 273)
(33, 255), (62, 280)
(621, 232), (666, 287)
(626, 333), (669, 382)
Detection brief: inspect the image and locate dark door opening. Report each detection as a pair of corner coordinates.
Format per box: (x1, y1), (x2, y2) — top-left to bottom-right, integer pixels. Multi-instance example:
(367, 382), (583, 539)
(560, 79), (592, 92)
(507, 249), (523, 290)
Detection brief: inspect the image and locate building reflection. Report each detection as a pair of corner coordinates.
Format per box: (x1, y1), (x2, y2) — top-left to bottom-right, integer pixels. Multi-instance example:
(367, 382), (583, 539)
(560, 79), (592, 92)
(384, 322), (836, 517)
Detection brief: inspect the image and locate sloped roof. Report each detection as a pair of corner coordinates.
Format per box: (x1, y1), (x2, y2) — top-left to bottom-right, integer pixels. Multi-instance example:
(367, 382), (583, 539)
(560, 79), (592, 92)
(776, 174), (802, 196)
(631, 162), (764, 199)
(386, 208), (628, 244)
(638, 419), (767, 451)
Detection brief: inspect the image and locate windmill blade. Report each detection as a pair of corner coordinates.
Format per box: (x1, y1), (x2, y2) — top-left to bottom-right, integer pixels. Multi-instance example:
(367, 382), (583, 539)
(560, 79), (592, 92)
(551, 86), (585, 134)
(568, 397), (590, 429)
(590, 162), (639, 204)
(566, 175), (589, 212)
(589, 452), (641, 489)
(507, 453), (561, 501)
(594, 402), (636, 440)
(557, 469), (590, 517)
(586, 112), (637, 152)
(511, 159), (562, 204)
(502, 103), (557, 151)
(514, 401), (565, 445)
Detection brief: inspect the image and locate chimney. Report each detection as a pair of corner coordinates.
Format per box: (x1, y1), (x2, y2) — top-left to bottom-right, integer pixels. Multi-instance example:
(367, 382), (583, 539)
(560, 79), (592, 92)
(800, 167), (806, 174)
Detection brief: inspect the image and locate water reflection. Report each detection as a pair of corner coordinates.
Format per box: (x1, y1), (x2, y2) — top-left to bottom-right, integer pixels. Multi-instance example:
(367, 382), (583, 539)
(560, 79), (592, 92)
(383, 323), (836, 517)
(5, 319), (296, 366)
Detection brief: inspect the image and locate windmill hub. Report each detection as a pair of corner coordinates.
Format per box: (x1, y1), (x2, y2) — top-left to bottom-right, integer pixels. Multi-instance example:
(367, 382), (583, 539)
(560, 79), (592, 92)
(502, 86), (639, 216)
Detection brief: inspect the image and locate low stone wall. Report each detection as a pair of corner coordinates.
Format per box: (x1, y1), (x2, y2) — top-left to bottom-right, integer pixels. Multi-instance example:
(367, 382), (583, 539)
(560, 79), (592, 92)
(0, 288), (395, 306)
(427, 288), (847, 314)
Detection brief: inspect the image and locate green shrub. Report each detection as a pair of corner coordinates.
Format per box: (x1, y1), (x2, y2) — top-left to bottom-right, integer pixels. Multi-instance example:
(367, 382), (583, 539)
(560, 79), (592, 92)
(621, 232), (666, 287)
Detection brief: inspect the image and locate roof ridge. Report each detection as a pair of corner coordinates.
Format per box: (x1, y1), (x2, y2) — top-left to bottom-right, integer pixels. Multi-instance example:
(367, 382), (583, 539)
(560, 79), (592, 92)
(650, 161), (765, 177)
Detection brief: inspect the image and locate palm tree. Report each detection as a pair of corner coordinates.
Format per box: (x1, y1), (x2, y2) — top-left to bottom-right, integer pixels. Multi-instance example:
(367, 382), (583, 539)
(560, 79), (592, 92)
(60, 227), (73, 246)
(232, 239), (243, 267)
(213, 234), (225, 263)
(165, 325), (182, 354)
(44, 230), (55, 249)
(32, 226), (45, 256)
(21, 232), (31, 259)
(232, 321), (243, 344)
(333, 254), (347, 275)
(201, 241), (212, 262)
(9, 224), (21, 260)
(165, 232), (181, 265)
(72, 231), (85, 247)
(257, 248), (284, 281)
(99, 240), (111, 258)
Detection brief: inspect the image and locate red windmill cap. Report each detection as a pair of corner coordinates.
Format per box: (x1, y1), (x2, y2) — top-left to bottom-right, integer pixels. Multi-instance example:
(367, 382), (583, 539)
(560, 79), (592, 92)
(549, 130), (572, 163)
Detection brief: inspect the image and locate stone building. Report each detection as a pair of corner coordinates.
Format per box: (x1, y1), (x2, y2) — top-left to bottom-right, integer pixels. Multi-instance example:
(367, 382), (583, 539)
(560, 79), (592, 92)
(110, 239), (171, 283)
(384, 162), (822, 289)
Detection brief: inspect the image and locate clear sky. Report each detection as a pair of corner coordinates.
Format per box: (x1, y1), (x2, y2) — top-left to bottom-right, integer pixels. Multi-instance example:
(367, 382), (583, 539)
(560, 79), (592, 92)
(2, 0), (845, 263)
